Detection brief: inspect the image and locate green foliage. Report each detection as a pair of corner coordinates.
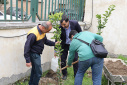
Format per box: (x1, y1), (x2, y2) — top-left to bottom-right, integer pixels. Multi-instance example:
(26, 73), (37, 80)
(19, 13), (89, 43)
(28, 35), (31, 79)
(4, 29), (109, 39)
(101, 75), (108, 85)
(63, 67), (93, 85)
(49, 12), (63, 85)
(63, 67), (110, 85)
(14, 81), (28, 85)
(13, 77), (30, 85)
(49, 12), (63, 57)
(42, 70), (49, 77)
(118, 55), (127, 64)
(96, 5), (115, 35)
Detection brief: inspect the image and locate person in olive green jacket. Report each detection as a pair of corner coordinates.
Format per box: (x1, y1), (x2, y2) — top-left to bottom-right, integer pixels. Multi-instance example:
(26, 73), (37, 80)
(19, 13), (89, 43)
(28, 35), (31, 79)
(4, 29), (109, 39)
(68, 30), (104, 85)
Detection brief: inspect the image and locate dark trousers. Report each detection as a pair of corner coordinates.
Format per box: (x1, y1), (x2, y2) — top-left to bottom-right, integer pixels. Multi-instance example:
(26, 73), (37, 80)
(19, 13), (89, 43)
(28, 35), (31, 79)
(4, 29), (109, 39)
(61, 44), (78, 77)
(29, 53), (42, 85)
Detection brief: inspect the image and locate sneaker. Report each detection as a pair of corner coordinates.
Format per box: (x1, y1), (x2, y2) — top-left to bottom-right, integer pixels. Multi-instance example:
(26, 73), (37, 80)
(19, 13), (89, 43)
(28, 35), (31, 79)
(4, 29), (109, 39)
(62, 75), (67, 80)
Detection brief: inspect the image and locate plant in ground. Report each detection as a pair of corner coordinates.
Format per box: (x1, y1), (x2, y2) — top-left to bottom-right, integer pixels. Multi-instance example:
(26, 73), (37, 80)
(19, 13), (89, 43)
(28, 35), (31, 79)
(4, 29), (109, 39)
(96, 5), (115, 35)
(49, 12), (63, 84)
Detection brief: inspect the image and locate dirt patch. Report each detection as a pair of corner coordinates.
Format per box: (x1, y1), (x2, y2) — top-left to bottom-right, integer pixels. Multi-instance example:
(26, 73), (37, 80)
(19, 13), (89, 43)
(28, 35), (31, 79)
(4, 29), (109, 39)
(86, 70), (92, 78)
(104, 60), (127, 75)
(39, 70), (59, 85)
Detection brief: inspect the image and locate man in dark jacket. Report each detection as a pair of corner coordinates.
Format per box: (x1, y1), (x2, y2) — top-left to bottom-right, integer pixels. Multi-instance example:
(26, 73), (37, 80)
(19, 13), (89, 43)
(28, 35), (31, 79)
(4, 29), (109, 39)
(24, 21), (58, 85)
(58, 15), (82, 80)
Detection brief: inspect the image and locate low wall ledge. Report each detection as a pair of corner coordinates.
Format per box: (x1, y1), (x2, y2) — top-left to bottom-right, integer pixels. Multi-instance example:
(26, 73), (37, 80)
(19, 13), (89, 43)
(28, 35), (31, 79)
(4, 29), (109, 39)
(0, 21), (86, 30)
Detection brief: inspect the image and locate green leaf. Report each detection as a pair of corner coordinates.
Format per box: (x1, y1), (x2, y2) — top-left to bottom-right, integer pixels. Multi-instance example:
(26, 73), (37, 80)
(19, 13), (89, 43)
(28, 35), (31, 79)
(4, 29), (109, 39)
(96, 14), (101, 19)
(96, 4), (115, 35)
(103, 14), (106, 16)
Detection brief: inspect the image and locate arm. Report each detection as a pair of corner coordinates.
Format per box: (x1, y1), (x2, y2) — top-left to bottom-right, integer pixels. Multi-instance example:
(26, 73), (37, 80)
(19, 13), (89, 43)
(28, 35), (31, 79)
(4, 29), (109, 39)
(44, 35), (55, 46)
(24, 34), (36, 63)
(93, 33), (103, 42)
(76, 21), (82, 32)
(67, 40), (77, 66)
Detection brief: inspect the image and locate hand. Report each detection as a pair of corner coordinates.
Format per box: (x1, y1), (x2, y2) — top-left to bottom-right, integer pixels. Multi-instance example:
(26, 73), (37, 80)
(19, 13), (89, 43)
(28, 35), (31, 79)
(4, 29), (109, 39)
(68, 64), (72, 67)
(54, 53), (58, 58)
(67, 63), (72, 67)
(55, 41), (61, 45)
(26, 62), (32, 67)
(68, 65), (72, 67)
(54, 53), (57, 58)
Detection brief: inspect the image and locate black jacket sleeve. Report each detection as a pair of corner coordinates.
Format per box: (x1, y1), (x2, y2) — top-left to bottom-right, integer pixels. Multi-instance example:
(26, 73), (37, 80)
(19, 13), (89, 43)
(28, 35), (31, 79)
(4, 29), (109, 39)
(76, 21), (82, 32)
(44, 35), (55, 46)
(24, 34), (36, 63)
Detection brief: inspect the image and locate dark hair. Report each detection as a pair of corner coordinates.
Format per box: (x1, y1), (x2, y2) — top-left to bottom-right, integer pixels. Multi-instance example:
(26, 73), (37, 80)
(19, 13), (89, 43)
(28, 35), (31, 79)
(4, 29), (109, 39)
(60, 14), (69, 23)
(69, 30), (78, 38)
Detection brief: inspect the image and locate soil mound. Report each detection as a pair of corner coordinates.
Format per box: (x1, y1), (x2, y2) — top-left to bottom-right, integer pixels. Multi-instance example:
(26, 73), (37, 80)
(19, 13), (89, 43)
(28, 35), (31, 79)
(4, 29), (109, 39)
(39, 70), (59, 85)
(105, 60), (127, 75)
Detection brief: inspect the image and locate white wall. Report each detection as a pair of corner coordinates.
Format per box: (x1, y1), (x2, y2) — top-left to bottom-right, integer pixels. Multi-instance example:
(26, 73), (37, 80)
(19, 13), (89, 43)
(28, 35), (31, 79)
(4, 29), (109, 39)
(84, 0), (127, 55)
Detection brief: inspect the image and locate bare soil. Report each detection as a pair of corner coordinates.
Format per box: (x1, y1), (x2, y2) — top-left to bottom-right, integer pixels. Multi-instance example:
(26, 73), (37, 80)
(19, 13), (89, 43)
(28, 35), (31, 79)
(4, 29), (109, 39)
(86, 70), (92, 78)
(39, 70), (59, 85)
(104, 60), (127, 75)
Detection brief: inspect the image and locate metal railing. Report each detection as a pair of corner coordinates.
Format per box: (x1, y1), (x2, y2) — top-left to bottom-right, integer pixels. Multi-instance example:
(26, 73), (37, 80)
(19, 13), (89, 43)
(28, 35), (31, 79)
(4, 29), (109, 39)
(0, 0), (85, 22)
(0, 0), (30, 21)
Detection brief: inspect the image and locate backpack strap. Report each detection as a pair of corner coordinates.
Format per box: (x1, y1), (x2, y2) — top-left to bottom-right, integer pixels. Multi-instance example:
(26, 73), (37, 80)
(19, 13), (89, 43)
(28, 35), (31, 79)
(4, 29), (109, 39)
(75, 38), (90, 46)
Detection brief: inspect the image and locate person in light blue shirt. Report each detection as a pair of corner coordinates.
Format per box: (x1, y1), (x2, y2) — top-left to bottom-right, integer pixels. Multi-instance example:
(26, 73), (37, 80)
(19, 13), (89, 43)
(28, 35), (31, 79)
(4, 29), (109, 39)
(58, 15), (82, 80)
(64, 24), (71, 44)
(68, 30), (104, 85)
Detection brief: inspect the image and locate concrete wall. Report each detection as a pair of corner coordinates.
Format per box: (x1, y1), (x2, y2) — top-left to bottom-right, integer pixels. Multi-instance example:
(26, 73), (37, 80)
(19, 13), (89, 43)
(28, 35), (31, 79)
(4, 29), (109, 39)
(84, 0), (127, 56)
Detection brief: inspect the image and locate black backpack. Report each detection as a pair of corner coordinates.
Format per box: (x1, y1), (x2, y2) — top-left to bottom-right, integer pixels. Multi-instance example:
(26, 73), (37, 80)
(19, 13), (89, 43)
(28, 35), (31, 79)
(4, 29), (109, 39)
(75, 38), (108, 58)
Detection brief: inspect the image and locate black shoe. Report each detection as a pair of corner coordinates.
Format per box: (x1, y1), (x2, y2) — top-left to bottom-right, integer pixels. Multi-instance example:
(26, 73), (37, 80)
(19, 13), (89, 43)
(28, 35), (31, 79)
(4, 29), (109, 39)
(62, 75), (67, 80)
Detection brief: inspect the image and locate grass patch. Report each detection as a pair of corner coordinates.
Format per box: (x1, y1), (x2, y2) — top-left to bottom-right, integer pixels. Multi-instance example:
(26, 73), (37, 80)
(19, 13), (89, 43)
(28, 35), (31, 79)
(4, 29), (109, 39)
(101, 74), (108, 85)
(14, 81), (29, 85)
(42, 70), (50, 77)
(13, 77), (29, 85)
(63, 67), (109, 85)
(13, 70), (50, 85)
(14, 55), (127, 85)
(63, 67), (93, 85)
(118, 55), (127, 64)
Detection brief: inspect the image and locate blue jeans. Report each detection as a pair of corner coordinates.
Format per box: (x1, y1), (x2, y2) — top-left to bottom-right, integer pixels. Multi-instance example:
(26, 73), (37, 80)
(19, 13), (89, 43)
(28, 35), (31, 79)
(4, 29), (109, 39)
(29, 53), (42, 85)
(74, 57), (104, 85)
